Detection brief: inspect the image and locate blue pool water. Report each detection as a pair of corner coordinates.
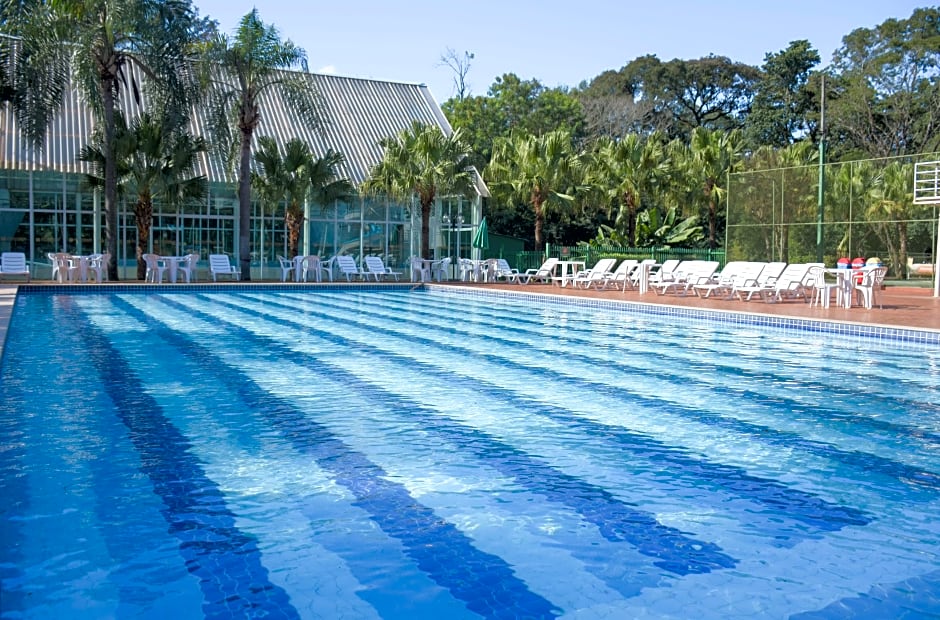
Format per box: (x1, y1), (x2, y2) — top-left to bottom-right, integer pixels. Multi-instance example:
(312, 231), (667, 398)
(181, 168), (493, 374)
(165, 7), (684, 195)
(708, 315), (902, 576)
(1, 287), (939, 619)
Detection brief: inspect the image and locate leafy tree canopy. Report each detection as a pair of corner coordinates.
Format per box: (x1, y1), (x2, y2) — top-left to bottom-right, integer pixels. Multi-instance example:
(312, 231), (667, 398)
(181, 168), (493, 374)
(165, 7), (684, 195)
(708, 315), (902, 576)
(442, 73), (585, 171)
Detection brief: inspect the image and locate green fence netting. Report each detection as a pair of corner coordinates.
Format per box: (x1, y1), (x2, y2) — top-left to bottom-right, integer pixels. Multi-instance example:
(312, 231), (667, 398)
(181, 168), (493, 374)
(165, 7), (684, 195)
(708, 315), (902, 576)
(726, 153), (940, 279)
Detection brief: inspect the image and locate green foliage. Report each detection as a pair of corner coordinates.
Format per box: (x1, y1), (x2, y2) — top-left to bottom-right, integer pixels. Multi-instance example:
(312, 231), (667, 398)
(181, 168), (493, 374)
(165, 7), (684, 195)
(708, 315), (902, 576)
(195, 8), (321, 279)
(592, 205), (703, 248)
(486, 129), (584, 248)
(253, 136), (352, 259)
(745, 40), (821, 148)
(78, 111), (207, 279)
(826, 7), (940, 158)
(442, 73), (585, 171)
(586, 132), (669, 246)
(363, 121), (475, 259)
(6, 0), (201, 280)
(579, 54), (760, 142)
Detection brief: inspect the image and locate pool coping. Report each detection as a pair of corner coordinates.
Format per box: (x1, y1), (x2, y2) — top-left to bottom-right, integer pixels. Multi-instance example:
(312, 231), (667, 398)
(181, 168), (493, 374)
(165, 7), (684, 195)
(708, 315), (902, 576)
(425, 284), (940, 346)
(3, 283), (939, 353)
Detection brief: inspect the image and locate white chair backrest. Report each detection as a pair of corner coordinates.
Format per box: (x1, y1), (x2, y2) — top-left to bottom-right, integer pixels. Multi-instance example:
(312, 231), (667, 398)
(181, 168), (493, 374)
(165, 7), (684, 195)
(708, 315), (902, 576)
(615, 259), (638, 274)
(588, 258), (616, 275)
(209, 254), (234, 272)
(774, 263), (810, 289)
(495, 258), (514, 273)
(336, 255), (360, 273)
(538, 257), (559, 273)
(1, 252), (27, 272)
(659, 259), (681, 274)
(861, 266), (887, 286)
(365, 256), (386, 273)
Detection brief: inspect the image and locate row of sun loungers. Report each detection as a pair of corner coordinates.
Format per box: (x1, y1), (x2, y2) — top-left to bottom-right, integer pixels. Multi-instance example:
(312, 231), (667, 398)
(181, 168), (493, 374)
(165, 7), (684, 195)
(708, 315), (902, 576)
(490, 256), (887, 307)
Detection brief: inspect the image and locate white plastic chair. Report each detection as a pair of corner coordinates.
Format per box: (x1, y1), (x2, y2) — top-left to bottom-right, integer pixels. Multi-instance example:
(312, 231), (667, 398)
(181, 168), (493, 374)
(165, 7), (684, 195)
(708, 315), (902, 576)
(208, 254), (240, 281)
(334, 255), (363, 281)
(854, 267), (887, 309)
(493, 258), (522, 283)
(177, 253), (199, 283)
(410, 256), (431, 282)
(0, 252), (30, 282)
(808, 266), (840, 308)
(302, 256), (331, 282)
(88, 253), (110, 283)
(277, 255), (295, 282)
(364, 255), (401, 281)
(432, 257), (450, 282)
(142, 253), (167, 283)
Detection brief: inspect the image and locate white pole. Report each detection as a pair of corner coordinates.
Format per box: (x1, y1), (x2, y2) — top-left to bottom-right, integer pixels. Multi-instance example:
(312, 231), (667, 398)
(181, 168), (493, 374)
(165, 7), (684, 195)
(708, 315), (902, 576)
(934, 205), (939, 297)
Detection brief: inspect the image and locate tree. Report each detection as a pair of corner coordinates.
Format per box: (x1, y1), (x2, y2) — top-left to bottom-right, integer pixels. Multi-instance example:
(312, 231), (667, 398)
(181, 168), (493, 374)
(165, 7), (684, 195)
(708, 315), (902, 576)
(253, 136), (353, 260)
(8, 0), (201, 280)
(826, 7), (940, 158)
(438, 47), (474, 101)
(588, 132), (668, 246)
(745, 40), (820, 148)
(78, 112), (207, 280)
(196, 9), (322, 280)
(486, 130), (583, 248)
(868, 161), (915, 276)
(688, 127), (745, 249)
(442, 73), (585, 171)
(363, 121), (475, 260)
(584, 55), (761, 141)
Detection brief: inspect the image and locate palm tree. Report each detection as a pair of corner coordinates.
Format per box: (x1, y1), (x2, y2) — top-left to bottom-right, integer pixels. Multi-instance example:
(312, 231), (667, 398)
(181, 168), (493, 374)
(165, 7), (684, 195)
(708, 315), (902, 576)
(195, 9), (322, 280)
(363, 121), (475, 260)
(868, 161), (915, 276)
(688, 127), (744, 249)
(7, 0), (199, 280)
(78, 112), (208, 280)
(486, 130), (582, 247)
(253, 136), (353, 260)
(589, 132), (668, 246)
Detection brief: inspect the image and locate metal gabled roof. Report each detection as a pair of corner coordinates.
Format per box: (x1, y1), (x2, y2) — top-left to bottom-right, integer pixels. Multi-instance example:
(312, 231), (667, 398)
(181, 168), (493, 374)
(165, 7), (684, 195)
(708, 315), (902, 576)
(0, 63), (488, 196)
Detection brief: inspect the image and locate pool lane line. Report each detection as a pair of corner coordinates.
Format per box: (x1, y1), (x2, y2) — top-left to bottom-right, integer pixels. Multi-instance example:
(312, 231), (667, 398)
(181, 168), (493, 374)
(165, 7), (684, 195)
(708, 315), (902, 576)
(111, 295), (563, 620)
(335, 289), (940, 448)
(790, 566), (940, 619)
(143, 292), (739, 577)
(60, 299), (302, 620)
(293, 289), (940, 498)
(232, 290), (874, 531)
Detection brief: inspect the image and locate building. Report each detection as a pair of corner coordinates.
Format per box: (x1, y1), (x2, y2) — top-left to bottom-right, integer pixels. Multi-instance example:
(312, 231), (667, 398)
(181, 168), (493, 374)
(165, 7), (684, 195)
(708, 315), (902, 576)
(0, 62), (487, 279)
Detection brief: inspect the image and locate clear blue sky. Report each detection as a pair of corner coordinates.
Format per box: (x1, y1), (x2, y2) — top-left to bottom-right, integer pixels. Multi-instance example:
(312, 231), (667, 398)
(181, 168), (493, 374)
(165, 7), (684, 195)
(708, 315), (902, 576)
(193, 0), (928, 102)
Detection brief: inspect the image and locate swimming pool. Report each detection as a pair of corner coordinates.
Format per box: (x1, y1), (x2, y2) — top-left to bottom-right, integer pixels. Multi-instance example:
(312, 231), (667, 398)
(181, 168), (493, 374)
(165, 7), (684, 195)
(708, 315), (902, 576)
(1, 287), (939, 619)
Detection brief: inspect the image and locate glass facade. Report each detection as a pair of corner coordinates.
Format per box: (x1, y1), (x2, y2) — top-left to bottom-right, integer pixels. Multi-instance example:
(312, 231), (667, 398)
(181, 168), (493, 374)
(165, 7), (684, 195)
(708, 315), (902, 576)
(0, 170), (481, 280)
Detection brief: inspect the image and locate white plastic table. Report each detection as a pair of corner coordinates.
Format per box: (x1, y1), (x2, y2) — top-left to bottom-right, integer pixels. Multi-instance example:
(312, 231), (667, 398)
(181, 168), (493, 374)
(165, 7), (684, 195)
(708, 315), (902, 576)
(160, 256), (187, 283)
(554, 260), (586, 287)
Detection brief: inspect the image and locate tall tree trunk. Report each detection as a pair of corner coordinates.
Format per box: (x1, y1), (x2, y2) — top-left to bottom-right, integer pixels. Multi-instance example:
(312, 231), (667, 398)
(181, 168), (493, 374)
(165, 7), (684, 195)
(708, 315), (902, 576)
(420, 196), (433, 259)
(706, 179), (718, 250)
(897, 221), (908, 279)
(102, 80), (119, 281)
(533, 200), (544, 247)
(238, 128), (252, 280)
(285, 206), (302, 259)
(625, 193), (637, 247)
(134, 198), (153, 280)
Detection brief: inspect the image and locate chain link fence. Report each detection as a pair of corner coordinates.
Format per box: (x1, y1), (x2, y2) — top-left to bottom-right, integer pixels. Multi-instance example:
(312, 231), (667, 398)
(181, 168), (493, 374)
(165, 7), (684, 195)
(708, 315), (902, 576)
(726, 153), (940, 280)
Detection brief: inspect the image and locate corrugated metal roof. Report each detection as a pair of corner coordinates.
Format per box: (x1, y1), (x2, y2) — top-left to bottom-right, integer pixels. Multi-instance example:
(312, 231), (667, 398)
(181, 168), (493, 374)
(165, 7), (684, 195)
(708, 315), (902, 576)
(0, 62), (488, 195)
